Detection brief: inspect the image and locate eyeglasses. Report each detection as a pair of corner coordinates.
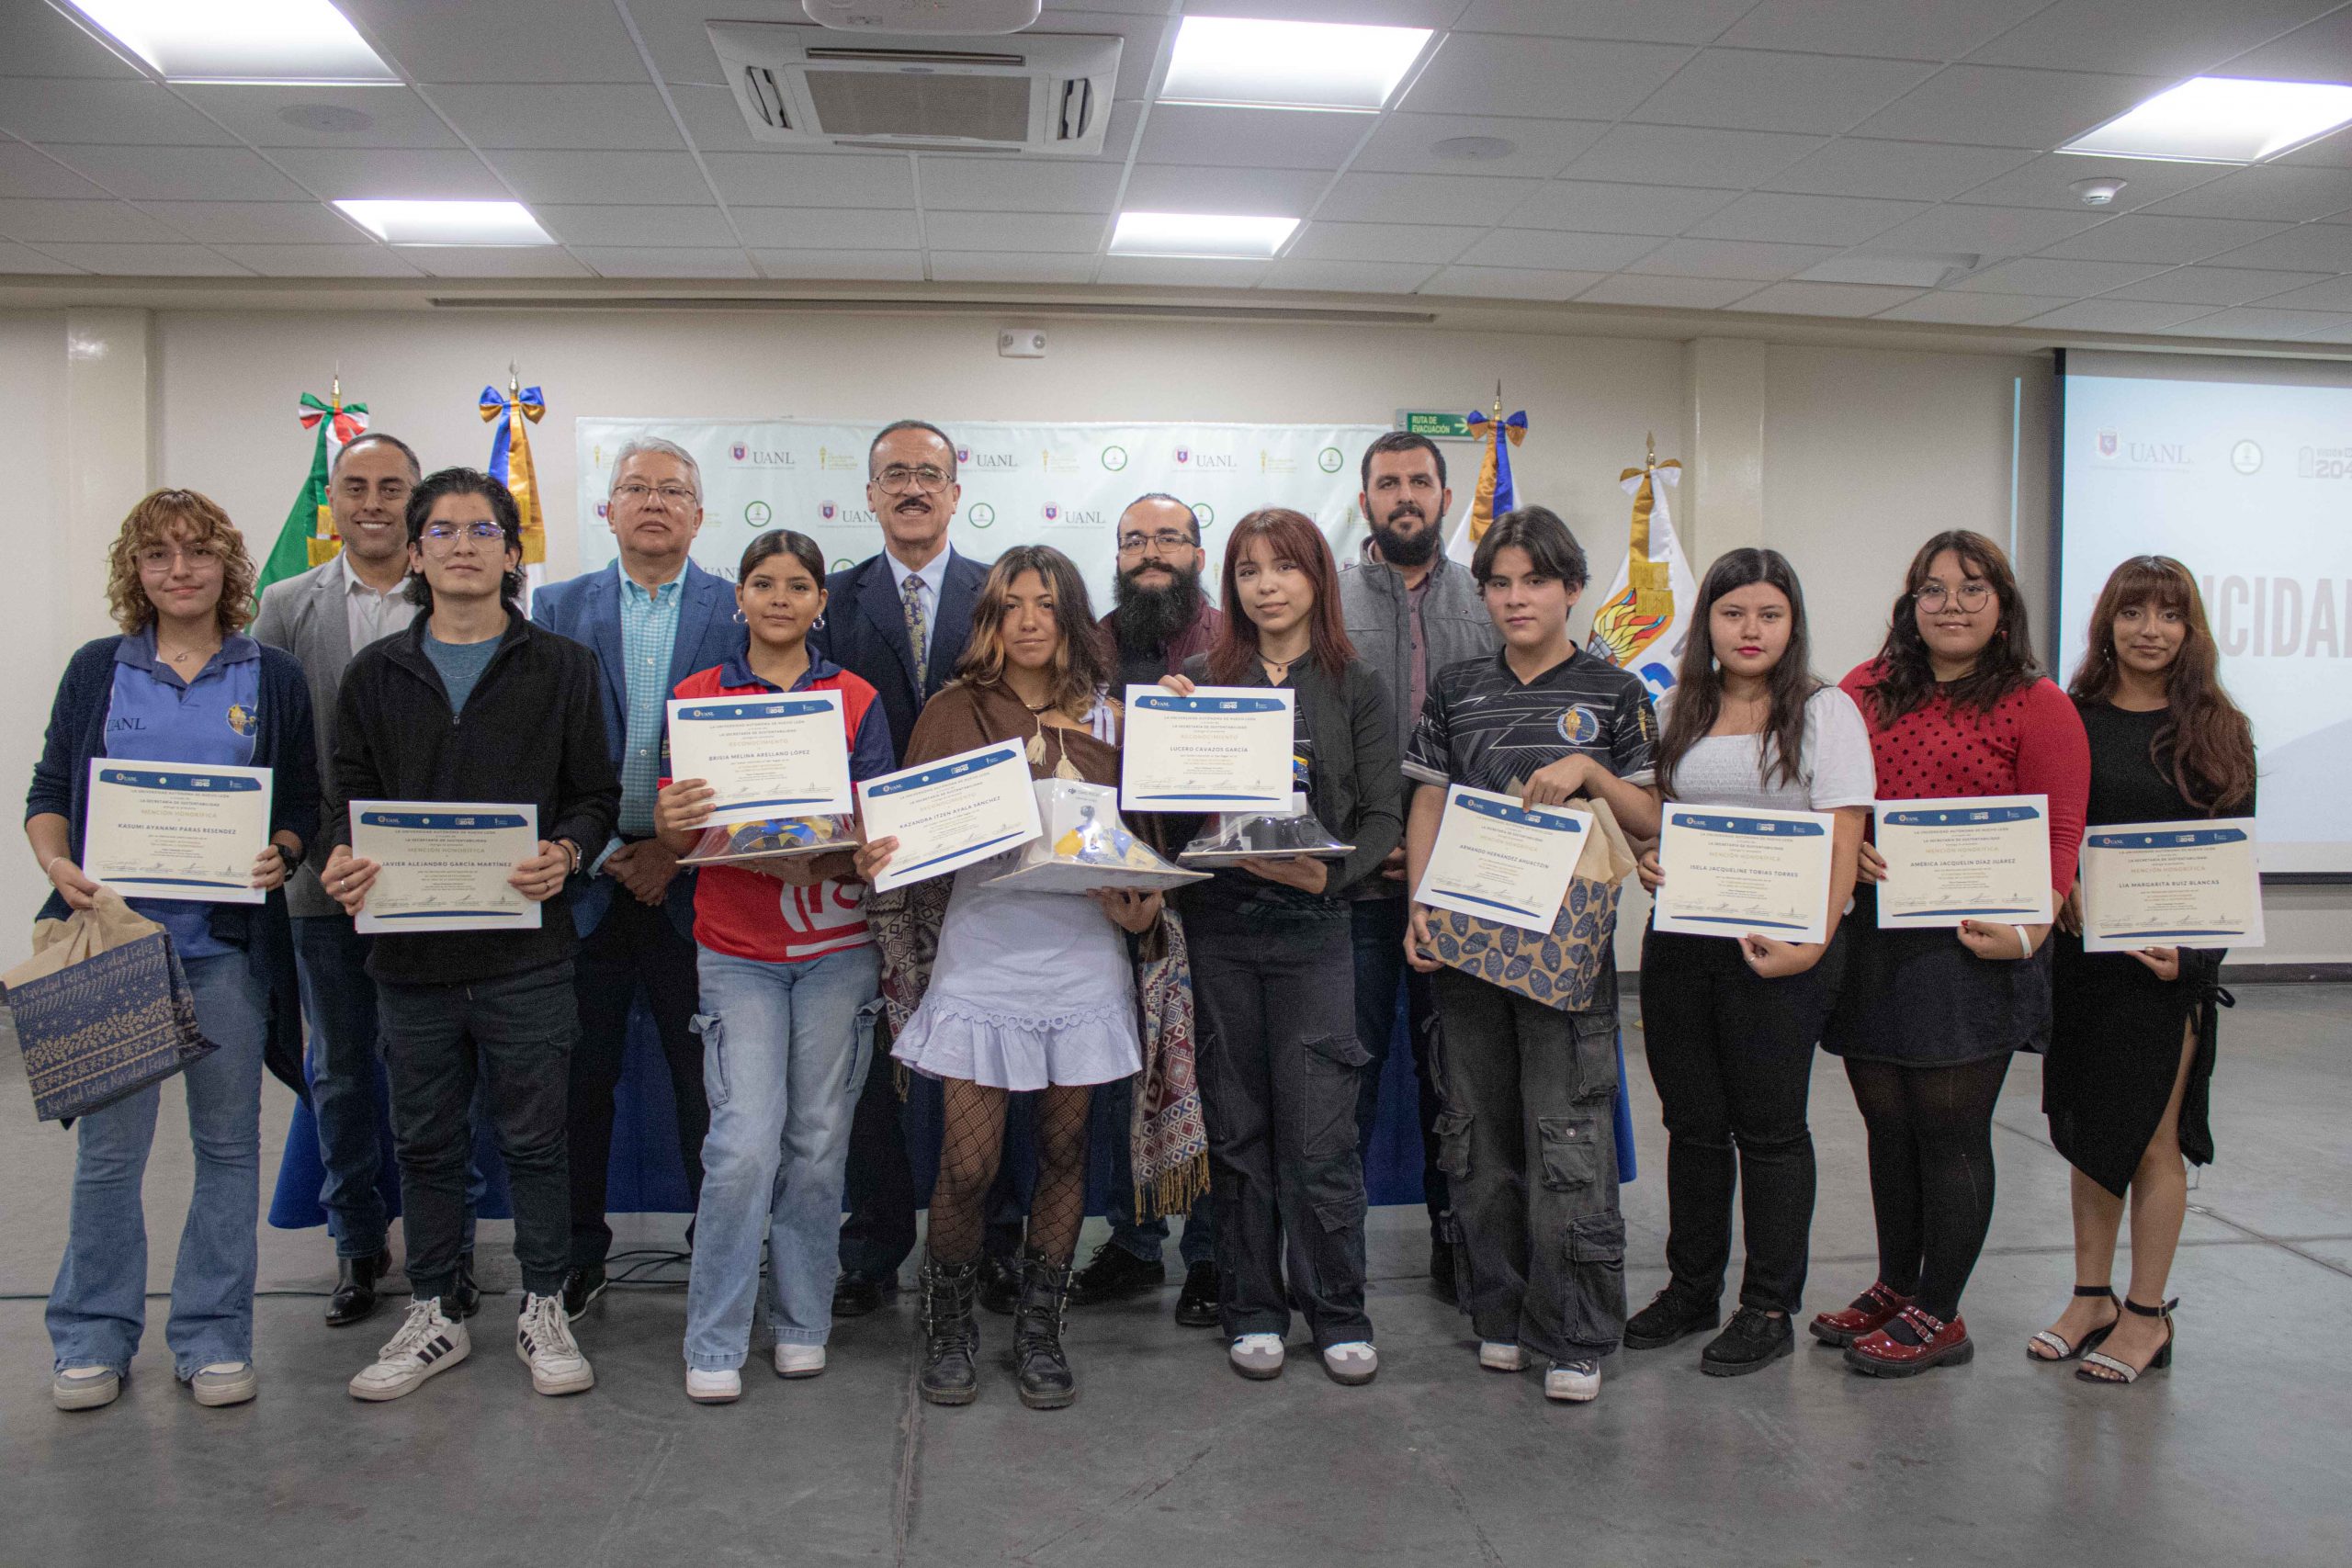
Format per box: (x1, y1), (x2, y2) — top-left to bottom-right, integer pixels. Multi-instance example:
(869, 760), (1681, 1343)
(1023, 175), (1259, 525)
(1914, 581), (1994, 612)
(872, 464), (952, 492)
(419, 521), (507, 546)
(136, 544), (218, 570)
(612, 481), (697, 504)
(1118, 529), (1196, 555)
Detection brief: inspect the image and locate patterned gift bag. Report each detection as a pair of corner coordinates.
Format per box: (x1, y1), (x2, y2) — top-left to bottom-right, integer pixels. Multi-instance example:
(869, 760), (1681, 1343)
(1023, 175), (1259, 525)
(1425, 795), (1641, 1013)
(4, 889), (214, 1122)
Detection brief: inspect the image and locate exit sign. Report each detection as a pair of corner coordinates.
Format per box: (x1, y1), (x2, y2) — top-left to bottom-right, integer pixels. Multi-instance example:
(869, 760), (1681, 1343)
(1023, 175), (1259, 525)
(1396, 410), (1474, 441)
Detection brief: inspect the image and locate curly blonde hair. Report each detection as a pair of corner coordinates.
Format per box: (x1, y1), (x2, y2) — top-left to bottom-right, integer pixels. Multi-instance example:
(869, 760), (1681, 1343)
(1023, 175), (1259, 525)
(107, 489), (259, 637)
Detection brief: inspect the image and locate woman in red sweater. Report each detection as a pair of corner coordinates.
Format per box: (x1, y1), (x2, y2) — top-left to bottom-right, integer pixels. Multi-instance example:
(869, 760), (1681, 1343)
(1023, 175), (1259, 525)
(1811, 530), (2089, 1377)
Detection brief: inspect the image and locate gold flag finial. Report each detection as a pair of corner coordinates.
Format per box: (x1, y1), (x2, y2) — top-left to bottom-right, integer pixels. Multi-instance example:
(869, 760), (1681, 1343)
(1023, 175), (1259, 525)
(1492, 379), (1504, 420)
(1645, 430), (1657, 468)
(508, 360), (519, 400)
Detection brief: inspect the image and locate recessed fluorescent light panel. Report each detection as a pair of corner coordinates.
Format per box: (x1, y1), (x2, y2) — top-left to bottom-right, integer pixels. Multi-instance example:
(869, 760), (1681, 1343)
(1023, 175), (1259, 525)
(71, 0), (395, 83)
(334, 200), (553, 246)
(2060, 76), (2352, 164)
(1111, 211), (1297, 259)
(1159, 17), (1431, 111)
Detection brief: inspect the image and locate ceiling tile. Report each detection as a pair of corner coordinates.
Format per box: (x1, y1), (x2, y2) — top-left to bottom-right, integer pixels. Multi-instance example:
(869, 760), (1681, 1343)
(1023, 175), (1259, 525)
(209, 243), (424, 277)
(2101, 265), (2331, 305)
(482, 150), (711, 207)
(1094, 255), (1271, 286)
(1971, 0), (2337, 77)
(1627, 50), (1936, 135)
(1852, 67), (2171, 150)
(1025, 10), (1169, 102)
(0, 141), (108, 200)
(2219, 6), (2352, 83)
(1261, 258), (1439, 293)
(1576, 274), (1761, 308)
(536, 204), (739, 246)
(576, 245), (757, 278)
(1508, 180), (1738, 235)
(1762, 140), (2038, 202)
(0, 241), (84, 273)
(709, 151), (921, 209)
(917, 157), (1119, 214)
(1453, 0), (1751, 45)
(2018, 299), (2215, 331)
(1422, 265), (1611, 301)
(1952, 257), (2171, 294)
(1732, 280), (1928, 316)
(46, 145), (309, 202)
(2143, 165), (2352, 222)
(2279, 125), (2352, 167)
(1871, 290), (2075, 325)
(924, 210), (1106, 253)
(1454, 230), (1662, 271)
(2203, 224), (2352, 272)
(1857, 203), (2109, 256)
(731, 207), (922, 248)
(0, 6), (146, 77)
(2291, 316), (2352, 342)
(2237, 275), (2352, 310)
(927, 252), (1099, 283)
(1314, 172), (1541, 227)
(131, 200), (367, 244)
(266, 147), (510, 200)
(1351, 114), (1611, 179)
(1288, 221), (1481, 263)
(340, 0), (650, 84)
(1949, 153), (2230, 211)
(423, 85), (684, 152)
(0, 79), (237, 146)
(1403, 35), (1690, 119)
(668, 85), (768, 155)
(1718, 0), (2049, 60)
(0, 197), (186, 243)
(753, 249), (926, 281)
(1136, 106), (1369, 172)
(402, 245), (591, 278)
(172, 85), (463, 150)
(28, 243), (252, 276)
(1684, 192), (1927, 246)
(2161, 305), (2350, 339)
(1561, 125), (1826, 189)
(1123, 164), (1329, 218)
(1624, 238), (1842, 279)
(2039, 214), (2289, 265)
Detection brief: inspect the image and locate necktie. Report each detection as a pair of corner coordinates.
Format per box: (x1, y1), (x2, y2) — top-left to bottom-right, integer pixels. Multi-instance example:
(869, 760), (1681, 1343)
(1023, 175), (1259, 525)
(901, 571), (930, 684)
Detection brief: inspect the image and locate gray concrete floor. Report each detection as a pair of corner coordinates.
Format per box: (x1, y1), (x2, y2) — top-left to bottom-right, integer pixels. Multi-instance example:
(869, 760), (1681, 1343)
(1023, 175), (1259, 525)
(3, 985), (2347, 1568)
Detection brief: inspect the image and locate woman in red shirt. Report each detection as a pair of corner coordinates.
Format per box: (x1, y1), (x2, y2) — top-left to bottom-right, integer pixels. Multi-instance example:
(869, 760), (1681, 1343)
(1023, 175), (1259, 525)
(1811, 530), (2089, 1377)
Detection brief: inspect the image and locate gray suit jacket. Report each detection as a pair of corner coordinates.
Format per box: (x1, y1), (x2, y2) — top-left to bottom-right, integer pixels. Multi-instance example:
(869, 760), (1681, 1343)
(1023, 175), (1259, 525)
(253, 558), (419, 919)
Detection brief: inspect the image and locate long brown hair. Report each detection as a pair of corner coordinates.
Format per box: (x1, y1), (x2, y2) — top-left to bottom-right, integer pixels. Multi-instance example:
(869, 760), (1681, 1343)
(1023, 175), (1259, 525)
(1866, 528), (2040, 728)
(1206, 508), (1355, 685)
(2068, 555), (2256, 813)
(955, 544), (1111, 719)
(1656, 548), (1820, 799)
(107, 489), (258, 637)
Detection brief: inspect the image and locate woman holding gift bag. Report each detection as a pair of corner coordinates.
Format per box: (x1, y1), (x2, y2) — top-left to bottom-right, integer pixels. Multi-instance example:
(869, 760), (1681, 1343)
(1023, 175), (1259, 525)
(25, 489), (317, 1413)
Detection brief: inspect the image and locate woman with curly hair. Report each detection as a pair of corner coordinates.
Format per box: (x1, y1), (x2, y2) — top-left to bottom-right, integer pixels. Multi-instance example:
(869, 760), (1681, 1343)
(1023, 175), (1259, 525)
(28, 490), (318, 1413)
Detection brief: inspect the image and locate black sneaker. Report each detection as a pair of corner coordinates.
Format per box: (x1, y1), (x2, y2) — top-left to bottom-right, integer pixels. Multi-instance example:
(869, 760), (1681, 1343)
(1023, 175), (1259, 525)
(451, 1250), (482, 1320)
(1172, 1260), (1219, 1327)
(832, 1271), (892, 1318)
(977, 1252), (1021, 1317)
(1623, 1284), (1720, 1350)
(1069, 1243), (1167, 1306)
(560, 1264), (606, 1321)
(1701, 1305), (1795, 1377)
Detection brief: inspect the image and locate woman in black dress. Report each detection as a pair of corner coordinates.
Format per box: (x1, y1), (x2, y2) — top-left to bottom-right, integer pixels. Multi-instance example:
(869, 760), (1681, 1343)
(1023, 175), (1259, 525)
(2036, 556), (2256, 1384)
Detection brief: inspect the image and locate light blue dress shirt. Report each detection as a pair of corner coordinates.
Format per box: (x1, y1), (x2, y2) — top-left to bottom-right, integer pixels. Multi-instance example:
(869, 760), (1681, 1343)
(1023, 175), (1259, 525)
(617, 568), (686, 833)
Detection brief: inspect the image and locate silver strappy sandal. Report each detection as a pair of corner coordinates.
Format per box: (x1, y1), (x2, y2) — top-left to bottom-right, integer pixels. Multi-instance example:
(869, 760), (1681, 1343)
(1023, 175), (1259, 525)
(2027, 1284), (2119, 1362)
(2078, 1297), (2177, 1384)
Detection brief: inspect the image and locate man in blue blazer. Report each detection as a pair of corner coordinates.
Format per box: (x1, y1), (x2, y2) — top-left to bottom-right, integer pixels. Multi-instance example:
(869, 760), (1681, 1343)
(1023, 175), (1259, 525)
(531, 435), (745, 1314)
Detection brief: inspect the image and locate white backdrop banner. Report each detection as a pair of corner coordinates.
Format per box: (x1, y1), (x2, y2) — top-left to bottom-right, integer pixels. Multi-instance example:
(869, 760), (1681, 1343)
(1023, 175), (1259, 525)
(573, 419), (1392, 600)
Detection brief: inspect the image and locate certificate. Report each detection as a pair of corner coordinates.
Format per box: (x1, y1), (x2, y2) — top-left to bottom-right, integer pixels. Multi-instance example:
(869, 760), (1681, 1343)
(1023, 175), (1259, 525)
(1654, 803), (1834, 944)
(1874, 794), (2053, 930)
(857, 739), (1043, 894)
(82, 760), (272, 906)
(666, 691), (852, 826)
(350, 801), (541, 934)
(2080, 818), (2265, 953)
(1120, 685), (1295, 812)
(1412, 784), (1592, 933)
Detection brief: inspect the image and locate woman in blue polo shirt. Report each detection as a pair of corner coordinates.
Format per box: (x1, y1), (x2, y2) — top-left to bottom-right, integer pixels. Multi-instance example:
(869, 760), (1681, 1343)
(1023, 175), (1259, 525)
(26, 490), (316, 1415)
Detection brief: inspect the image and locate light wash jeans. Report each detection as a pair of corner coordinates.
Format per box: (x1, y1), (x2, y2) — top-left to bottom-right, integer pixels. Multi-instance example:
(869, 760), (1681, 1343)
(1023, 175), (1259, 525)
(684, 943), (879, 1371)
(48, 952), (269, 1378)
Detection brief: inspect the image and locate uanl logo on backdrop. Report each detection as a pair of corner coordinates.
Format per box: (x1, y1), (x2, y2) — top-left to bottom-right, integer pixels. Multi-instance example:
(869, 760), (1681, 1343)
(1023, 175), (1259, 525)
(1042, 502), (1058, 521)
(729, 443), (797, 468)
(2097, 429), (2119, 457)
(820, 502), (837, 520)
(2096, 427), (2190, 468)
(966, 450), (1019, 471)
(1178, 448), (1238, 470)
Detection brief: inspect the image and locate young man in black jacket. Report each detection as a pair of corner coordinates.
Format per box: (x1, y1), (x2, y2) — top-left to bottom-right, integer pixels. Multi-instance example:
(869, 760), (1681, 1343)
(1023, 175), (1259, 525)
(322, 468), (620, 1404)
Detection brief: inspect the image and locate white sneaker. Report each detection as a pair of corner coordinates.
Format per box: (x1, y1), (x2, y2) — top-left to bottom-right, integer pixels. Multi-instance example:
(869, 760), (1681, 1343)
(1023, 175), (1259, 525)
(686, 1367), (741, 1404)
(52, 1365), (119, 1411)
(188, 1361), (257, 1407)
(350, 1298), (470, 1402)
(773, 1343), (827, 1379)
(1322, 1341), (1378, 1386)
(1229, 1333), (1285, 1380)
(1478, 1340), (1524, 1372)
(517, 1293), (594, 1396)
(1545, 1358), (1601, 1403)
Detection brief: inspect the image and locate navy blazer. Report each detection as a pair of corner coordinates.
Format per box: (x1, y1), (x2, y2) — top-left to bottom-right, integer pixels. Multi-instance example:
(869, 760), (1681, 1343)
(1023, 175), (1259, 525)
(531, 558), (746, 938)
(812, 547), (989, 760)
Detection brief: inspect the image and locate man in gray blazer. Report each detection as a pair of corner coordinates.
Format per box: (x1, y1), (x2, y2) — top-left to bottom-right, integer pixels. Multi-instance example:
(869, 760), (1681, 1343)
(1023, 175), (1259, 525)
(254, 431), (487, 1329)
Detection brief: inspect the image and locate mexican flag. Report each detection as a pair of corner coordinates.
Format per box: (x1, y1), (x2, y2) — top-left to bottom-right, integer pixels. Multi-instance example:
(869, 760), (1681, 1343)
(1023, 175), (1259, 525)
(260, 389), (369, 592)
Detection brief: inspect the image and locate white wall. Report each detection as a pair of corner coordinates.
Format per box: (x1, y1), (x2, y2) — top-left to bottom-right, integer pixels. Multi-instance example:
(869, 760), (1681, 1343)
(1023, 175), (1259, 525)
(0, 311), (78, 946)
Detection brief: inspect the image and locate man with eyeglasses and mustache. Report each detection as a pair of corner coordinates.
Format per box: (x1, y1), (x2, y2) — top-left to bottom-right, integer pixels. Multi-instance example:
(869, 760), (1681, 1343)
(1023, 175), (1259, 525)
(1339, 431), (1500, 1303)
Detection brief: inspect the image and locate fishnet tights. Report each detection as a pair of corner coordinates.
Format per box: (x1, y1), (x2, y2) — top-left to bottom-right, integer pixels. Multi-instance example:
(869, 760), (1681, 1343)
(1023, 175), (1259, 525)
(928, 1079), (1094, 1266)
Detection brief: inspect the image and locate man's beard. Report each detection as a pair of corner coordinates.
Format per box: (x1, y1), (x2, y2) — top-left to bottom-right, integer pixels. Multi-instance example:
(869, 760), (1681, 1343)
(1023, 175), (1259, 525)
(1114, 563), (1204, 653)
(1372, 506), (1442, 568)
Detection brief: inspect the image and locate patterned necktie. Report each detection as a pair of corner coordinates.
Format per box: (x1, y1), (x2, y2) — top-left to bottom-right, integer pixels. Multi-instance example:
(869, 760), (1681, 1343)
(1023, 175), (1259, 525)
(901, 570), (930, 682)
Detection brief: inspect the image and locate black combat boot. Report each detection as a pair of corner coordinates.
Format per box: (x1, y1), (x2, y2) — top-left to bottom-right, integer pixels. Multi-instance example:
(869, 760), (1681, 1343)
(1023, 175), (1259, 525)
(917, 1256), (980, 1406)
(1012, 1250), (1077, 1410)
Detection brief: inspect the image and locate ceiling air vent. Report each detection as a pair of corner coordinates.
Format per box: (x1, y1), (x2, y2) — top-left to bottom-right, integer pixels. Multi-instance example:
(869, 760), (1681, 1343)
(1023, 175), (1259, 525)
(709, 22), (1119, 155)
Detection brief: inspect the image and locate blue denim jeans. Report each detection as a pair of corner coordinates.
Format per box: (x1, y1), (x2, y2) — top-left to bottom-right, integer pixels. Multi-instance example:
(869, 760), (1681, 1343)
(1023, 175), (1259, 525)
(48, 952), (269, 1378)
(684, 944), (879, 1371)
(1091, 1073), (1215, 1269)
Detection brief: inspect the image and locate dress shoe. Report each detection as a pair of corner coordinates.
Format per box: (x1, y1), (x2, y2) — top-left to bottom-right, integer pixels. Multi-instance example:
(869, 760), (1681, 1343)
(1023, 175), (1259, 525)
(1846, 1305), (1973, 1378)
(325, 1247), (393, 1328)
(1701, 1306), (1794, 1377)
(1808, 1280), (1907, 1348)
(1623, 1282), (1721, 1351)
(560, 1265), (607, 1321)
(451, 1251), (482, 1320)
(977, 1252), (1020, 1317)
(1068, 1243), (1165, 1306)
(832, 1272), (890, 1318)
(1173, 1261), (1220, 1327)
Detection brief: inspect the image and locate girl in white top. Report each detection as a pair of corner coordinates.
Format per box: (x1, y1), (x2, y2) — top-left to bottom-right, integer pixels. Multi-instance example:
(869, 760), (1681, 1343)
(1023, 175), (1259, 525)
(1623, 547), (1876, 1376)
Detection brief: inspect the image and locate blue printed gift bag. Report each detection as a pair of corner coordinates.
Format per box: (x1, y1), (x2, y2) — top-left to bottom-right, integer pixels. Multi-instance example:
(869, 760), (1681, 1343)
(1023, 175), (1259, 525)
(4, 890), (214, 1122)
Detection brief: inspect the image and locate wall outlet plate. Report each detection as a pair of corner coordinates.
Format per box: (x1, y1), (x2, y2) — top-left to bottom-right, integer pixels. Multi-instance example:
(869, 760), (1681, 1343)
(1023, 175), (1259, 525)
(999, 328), (1046, 358)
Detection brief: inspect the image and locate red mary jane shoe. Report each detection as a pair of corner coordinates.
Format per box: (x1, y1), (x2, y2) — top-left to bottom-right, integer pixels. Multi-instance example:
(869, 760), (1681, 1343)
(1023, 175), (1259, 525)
(1846, 1305), (1973, 1378)
(1808, 1281), (1910, 1348)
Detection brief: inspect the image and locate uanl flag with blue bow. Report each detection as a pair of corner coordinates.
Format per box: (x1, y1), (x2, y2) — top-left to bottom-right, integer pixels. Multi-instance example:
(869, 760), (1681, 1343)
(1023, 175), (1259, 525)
(1589, 436), (1699, 700)
(1445, 395), (1528, 565)
(481, 369), (548, 567)
(259, 381), (368, 592)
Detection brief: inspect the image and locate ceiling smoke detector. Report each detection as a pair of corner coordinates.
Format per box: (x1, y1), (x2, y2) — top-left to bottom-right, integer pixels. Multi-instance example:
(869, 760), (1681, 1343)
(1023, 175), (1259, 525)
(1431, 134), (1516, 162)
(2073, 177), (2129, 206)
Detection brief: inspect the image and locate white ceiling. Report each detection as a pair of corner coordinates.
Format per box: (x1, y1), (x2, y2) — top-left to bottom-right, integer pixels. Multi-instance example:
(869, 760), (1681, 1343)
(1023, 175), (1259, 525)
(13, 0), (2352, 342)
